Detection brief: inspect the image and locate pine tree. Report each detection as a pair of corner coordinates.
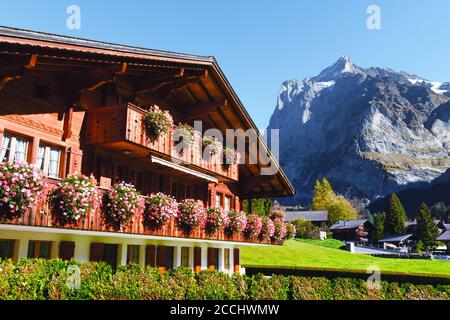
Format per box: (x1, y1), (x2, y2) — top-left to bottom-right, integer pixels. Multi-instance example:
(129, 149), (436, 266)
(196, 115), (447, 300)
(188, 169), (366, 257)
(416, 203), (439, 250)
(385, 193), (407, 235)
(373, 212), (386, 241)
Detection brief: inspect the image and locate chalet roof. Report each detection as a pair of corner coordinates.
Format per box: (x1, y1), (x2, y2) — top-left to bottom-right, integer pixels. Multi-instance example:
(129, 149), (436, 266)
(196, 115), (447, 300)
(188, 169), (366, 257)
(284, 211), (328, 222)
(438, 230), (450, 241)
(405, 220), (443, 228)
(378, 234), (413, 243)
(0, 25), (294, 198)
(329, 219), (367, 231)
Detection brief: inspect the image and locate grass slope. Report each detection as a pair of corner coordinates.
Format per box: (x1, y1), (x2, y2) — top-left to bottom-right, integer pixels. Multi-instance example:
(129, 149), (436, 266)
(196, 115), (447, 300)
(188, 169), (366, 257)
(241, 239), (450, 276)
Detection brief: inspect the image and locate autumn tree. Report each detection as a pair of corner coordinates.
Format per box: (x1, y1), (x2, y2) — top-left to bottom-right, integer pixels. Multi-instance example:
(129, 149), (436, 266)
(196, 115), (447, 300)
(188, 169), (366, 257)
(311, 178), (357, 224)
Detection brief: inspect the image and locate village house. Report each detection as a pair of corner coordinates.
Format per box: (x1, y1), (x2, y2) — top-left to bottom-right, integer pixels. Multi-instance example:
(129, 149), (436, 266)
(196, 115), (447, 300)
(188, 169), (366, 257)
(0, 27), (294, 273)
(329, 219), (372, 243)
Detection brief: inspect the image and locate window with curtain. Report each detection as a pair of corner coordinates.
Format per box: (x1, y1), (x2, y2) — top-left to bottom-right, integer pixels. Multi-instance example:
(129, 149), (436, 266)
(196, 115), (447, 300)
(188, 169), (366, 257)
(0, 133), (11, 162)
(215, 193), (221, 208)
(126, 245), (140, 264)
(38, 144), (61, 177)
(224, 248), (230, 272)
(27, 241), (52, 259)
(0, 133), (29, 163)
(225, 196), (231, 212)
(0, 240), (14, 259)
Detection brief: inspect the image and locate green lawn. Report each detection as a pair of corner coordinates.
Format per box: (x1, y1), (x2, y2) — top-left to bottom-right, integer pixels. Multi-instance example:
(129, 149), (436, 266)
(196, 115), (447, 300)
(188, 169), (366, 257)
(241, 239), (450, 276)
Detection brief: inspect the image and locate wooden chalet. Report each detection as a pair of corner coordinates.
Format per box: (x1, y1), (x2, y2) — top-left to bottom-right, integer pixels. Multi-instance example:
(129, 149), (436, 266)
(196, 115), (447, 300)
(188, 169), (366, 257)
(0, 26), (294, 273)
(329, 219), (372, 243)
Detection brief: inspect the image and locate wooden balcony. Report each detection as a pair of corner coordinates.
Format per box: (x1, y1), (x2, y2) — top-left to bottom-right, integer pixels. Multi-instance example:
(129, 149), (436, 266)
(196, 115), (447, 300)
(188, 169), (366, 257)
(0, 178), (279, 245)
(84, 103), (238, 181)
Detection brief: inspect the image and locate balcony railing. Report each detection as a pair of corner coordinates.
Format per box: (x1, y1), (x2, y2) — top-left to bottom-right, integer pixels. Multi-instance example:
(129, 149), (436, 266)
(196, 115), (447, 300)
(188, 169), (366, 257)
(1, 178), (279, 245)
(84, 103), (238, 181)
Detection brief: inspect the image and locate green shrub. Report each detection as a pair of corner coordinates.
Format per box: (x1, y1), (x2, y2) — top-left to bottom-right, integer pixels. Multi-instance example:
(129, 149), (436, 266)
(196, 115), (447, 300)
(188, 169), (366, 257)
(246, 274), (290, 300)
(48, 261), (113, 300)
(0, 259), (449, 300)
(165, 267), (199, 300)
(197, 271), (241, 300)
(291, 276), (333, 300)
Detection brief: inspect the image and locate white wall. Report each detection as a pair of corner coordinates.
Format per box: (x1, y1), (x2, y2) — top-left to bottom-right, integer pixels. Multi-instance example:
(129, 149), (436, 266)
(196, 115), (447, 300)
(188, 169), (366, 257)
(0, 228), (240, 274)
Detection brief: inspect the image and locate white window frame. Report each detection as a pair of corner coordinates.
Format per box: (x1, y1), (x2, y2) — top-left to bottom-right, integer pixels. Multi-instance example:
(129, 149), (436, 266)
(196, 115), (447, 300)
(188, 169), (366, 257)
(38, 143), (62, 178)
(0, 133), (29, 163)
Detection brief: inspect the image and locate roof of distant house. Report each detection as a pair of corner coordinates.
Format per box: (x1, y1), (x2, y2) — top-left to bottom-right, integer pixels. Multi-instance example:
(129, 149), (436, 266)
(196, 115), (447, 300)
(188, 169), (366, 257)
(284, 211), (328, 222)
(438, 230), (450, 241)
(444, 224), (450, 231)
(378, 234), (413, 243)
(329, 219), (367, 230)
(405, 219), (442, 228)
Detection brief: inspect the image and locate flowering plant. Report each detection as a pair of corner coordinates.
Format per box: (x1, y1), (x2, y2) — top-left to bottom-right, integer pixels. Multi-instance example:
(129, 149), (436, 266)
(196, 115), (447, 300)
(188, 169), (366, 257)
(0, 162), (44, 220)
(173, 123), (196, 154)
(243, 213), (262, 239)
(202, 136), (222, 157)
(176, 199), (205, 235)
(222, 147), (241, 168)
(143, 192), (178, 231)
(271, 219), (287, 242)
(103, 182), (141, 229)
(143, 105), (174, 140)
(224, 210), (247, 238)
(51, 173), (99, 225)
(269, 206), (285, 221)
(204, 207), (228, 236)
(258, 216), (275, 241)
(285, 222), (297, 239)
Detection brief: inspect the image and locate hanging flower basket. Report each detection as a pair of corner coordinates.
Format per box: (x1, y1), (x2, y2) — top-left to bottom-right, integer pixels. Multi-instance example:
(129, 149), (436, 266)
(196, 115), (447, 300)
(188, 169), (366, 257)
(258, 216), (275, 241)
(173, 123), (196, 155)
(143, 105), (174, 141)
(103, 182), (141, 230)
(143, 192), (178, 231)
(176, 199), (205, 236)
(271, 218), (287, 243)
(202, 136), (222, 159)
(0, 162), (44, 221)
(222, 147), (240, 170)
(204, 207), (228, 236)
(285, 222), (297, 239)
(243, 213), (262, 239)
(269, 206), (285, 221)
(51, 173), (100, 225)
(224, 210), (247, 238)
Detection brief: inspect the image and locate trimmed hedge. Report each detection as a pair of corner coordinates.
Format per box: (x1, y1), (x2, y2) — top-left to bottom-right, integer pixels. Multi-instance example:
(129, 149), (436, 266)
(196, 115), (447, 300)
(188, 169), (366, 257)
(0, 259), (448, 300)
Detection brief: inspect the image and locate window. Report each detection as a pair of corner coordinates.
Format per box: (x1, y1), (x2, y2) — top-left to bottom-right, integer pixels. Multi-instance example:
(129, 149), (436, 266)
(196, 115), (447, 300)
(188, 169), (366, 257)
(127, 245), (140, 264)
(225, 196), (231, 212)
(224, 249), (230, 271)
(181, 247), (190, 267)
(166, 246), (174, 270)
(37, 143), (61, 178)
(27, 241), (52, 259)
(0, 133), (29, 163)
(215, 193), (222, 208)
(0, 240), (15, 259)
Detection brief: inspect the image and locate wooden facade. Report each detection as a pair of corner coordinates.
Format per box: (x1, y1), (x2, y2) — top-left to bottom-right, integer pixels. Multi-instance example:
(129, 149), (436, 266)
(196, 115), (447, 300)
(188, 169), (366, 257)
(0, 26), (294, 271)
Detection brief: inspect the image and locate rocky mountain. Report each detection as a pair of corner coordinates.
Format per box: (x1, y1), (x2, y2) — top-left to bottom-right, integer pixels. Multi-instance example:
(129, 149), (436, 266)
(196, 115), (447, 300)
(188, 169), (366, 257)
(267, 56), (450, 206)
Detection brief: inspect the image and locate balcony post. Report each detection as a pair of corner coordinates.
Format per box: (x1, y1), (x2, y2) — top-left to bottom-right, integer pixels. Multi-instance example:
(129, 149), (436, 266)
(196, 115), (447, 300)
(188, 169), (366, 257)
(219, 247), (225, 272)
(174, 246), (182, 268)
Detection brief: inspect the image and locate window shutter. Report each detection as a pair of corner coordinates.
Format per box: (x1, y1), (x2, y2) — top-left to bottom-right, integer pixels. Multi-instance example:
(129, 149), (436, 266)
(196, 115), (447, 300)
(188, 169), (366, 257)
(157, 245), (167, 272)
(90, 243), (104, 262)
(193, 247), (201, 273)
(59, 241), (75, 260)
(145, 245), (156, 267)
(207, 248), (215, 270)
(233, 248), (240, 274)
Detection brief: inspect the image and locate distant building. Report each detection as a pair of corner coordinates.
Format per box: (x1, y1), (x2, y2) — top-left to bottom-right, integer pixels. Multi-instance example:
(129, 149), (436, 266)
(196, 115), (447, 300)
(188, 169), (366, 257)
(405, 219), (446, 240)
(329, 219), (372, 243)
(284, 211), (328, 229)
(378, 234), (413, 249)
(437, 231), (450, 254)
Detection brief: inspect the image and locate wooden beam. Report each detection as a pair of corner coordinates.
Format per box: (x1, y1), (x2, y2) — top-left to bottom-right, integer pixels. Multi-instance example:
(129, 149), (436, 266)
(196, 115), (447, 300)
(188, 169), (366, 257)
(183, 99), (228, 119)
(134, 68), (185, 93)
(0, 54), (37, 91)
(240, 176), (278, 191)
(62, 107), (74, 141)
(78, 63), (127, 93)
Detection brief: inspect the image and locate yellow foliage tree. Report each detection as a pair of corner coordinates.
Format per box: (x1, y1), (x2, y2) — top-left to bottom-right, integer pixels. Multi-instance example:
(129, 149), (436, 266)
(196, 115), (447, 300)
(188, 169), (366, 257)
(311, 178), (357, 224)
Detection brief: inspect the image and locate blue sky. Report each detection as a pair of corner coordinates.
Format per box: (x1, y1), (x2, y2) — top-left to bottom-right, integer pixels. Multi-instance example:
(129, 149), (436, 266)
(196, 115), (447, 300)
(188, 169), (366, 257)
(0, 0), (449, 128)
